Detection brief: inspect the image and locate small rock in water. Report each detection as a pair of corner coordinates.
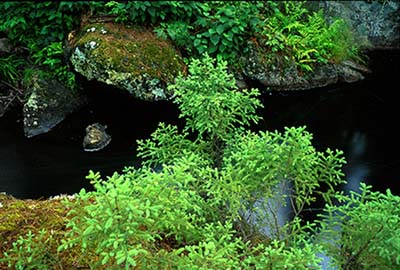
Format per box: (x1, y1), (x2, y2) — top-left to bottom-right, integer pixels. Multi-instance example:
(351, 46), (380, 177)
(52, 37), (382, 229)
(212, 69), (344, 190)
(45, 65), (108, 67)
(83, 123), (111, 152)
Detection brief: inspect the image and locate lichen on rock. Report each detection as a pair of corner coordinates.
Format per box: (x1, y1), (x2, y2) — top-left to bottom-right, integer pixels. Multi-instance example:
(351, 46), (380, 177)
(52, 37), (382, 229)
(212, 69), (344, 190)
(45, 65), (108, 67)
(23, 70), (87, 138)
(69, 22), (185, 100)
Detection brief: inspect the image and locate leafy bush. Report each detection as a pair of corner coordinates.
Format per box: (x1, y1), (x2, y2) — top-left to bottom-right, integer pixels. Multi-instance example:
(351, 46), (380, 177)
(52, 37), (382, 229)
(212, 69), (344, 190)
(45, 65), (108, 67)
(0, 2), (91, 49)
(60, 54), (347, 268)
(315, 183), (400, 270)
(31, 42), (75, 89)
(155, 2), (263, 64)
(169, 54), (262, 142)
(104, 1), (205, 25)
(0, 1), (96, 89)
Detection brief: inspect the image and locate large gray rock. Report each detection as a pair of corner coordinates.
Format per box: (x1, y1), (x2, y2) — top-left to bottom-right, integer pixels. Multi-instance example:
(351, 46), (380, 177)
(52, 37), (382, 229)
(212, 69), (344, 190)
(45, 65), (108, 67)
(23, 72), (87, 138)
(68, 22), (185, 101)
(312, 1), (399, 49)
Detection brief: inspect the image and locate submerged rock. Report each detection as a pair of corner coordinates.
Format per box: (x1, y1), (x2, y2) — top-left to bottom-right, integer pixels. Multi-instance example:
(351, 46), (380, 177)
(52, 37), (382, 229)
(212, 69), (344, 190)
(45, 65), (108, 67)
(68, 22), (185, 100)
(82, 123), (111, 152)
(23, 72), (87, 138)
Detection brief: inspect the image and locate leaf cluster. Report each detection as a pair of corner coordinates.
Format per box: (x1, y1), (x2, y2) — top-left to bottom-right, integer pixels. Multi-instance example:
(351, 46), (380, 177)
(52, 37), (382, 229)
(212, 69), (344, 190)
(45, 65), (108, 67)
(260, 1), (361, 72)
(154, 1), (263, 65)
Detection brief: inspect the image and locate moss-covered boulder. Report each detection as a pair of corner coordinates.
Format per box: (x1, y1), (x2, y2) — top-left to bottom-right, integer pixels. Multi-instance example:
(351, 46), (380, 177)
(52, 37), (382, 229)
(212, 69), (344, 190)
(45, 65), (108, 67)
(69, 22), (185, 100)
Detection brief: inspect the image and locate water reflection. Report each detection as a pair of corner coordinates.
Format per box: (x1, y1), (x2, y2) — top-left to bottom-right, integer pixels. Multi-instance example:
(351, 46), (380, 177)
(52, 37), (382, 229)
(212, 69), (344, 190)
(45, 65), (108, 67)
(342, 131), (370, 193)
(244, 180), (292, 240)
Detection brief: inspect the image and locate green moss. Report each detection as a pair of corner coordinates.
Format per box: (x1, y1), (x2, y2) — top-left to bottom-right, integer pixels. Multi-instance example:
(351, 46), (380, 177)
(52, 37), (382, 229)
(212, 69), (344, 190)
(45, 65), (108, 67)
(0, 194), (91, 269)
(75, 22), (184, 85)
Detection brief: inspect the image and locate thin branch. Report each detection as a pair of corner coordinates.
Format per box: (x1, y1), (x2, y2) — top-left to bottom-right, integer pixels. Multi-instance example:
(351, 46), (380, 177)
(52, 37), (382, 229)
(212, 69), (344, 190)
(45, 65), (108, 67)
(1, 92), (18, 112)
(343, 224), (384, 269)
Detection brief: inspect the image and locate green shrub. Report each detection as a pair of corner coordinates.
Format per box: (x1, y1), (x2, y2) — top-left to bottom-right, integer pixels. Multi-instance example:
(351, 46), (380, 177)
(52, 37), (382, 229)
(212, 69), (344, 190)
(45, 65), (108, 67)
(315, 183), (400, 270)
(54, 53), (399, 269)
(155, 2), (263, 64)
(58, 54), (340, 268)
(169, 53), (262, 142)
(104, 1), (205, 24)
(59, 166), (214, 269)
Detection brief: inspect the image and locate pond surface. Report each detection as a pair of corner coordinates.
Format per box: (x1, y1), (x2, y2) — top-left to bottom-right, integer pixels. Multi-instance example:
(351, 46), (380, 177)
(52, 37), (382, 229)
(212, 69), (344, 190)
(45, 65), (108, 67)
(0, 50), (399, 199)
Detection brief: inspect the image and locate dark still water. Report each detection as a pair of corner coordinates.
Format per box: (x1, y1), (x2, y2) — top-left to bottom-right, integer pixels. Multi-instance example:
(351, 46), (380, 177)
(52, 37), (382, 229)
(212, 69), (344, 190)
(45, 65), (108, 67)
(1, 50), (399, 199)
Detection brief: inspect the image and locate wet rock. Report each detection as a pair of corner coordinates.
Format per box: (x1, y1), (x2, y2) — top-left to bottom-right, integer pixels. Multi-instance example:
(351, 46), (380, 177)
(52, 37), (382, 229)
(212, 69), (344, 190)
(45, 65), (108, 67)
(23, 72), (87, 138)
(68, 22), (185, 100)
(82, 123), (111, 152)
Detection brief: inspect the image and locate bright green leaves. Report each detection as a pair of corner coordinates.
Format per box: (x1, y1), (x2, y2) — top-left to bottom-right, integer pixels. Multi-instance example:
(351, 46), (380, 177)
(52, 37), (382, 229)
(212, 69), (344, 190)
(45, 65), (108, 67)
(105, 1), (205, 25)
(243, 239), (323, 270)
(169, 54), (263, 142)
(1, 229), (58, 270)
(261, 1), (361, 72)
(60, 166), (211, 269)
(218, 126), (346, 237)
(137, 122), (213, 167)
(315, 183), (400, 270)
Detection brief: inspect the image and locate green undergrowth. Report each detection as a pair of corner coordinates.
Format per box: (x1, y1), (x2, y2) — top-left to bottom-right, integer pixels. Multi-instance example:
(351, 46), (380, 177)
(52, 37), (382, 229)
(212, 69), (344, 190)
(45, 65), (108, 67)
(0, 0), (365, 93)
(2, 54), (398, 270)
